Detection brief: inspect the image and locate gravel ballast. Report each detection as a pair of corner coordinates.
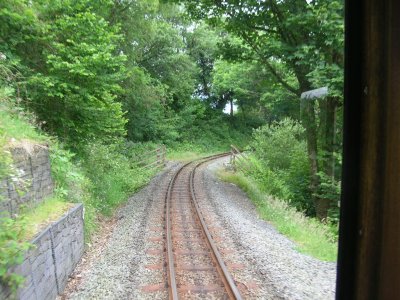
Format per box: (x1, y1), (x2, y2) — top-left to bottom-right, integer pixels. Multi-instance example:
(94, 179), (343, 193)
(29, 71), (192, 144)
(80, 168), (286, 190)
(63, 157), (337, 299)
(201, 157), (337, 300)
(66, 164), (180, 299)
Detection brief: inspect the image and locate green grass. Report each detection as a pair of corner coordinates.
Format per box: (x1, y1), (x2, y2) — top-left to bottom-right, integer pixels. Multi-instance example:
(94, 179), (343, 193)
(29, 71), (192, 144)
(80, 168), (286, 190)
(217, 170), (338, 262)
(0, 109), (47, 143)
(167, 150), (218, 162)
(17, 198), (74, 240)
(0, 106), (48, 181)
(166, 142), (227, 162)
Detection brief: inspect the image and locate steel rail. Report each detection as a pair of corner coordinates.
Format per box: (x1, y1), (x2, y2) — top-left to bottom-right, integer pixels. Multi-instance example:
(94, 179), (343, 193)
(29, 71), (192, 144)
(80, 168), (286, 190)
(190, 155), (243, 300)
(165, 160), (192, 300)
(165, 153), (241, 300)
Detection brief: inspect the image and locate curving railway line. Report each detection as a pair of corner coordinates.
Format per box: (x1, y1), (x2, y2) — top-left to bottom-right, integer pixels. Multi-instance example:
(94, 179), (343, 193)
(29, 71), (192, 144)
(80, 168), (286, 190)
(64, 151), (336, 299)
(164, 153), (243, 299)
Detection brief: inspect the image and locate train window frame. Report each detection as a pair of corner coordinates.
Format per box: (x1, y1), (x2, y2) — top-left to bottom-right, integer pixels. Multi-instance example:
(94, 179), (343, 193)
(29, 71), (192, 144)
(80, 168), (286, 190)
(337, 1), (400, 298)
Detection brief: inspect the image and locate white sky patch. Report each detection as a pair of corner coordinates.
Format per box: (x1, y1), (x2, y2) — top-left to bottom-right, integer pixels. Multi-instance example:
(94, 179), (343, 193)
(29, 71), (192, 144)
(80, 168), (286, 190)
(186, 23), (196, 33)
(223, 101), (238, 114)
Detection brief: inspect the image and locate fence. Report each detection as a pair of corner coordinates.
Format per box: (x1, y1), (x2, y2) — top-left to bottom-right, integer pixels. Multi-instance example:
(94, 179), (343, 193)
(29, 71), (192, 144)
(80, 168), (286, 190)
(230, 144), (253, 173)
(134, 145), (167, 170)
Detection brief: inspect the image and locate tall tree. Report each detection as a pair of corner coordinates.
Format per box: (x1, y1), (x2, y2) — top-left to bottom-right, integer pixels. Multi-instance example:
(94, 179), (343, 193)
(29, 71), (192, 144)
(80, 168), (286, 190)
(1, 0), (128, 145)
(185, 24), (219, 100)
(173, 0), (344, 219)
(29, 1), (127, 144)
(108, 0), (198, 141)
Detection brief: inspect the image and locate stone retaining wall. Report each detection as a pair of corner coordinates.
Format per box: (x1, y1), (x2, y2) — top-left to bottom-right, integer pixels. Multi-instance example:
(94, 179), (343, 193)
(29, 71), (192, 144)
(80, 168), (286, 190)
(0, 204), (84, 300)
(0, 145), (54, 216)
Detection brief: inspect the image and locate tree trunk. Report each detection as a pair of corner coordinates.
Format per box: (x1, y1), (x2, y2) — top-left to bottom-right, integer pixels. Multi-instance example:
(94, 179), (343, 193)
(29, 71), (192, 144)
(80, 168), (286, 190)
(301, 98), (322, 218)
(323, 97), (337, 180)
(315, 96), (338, 220)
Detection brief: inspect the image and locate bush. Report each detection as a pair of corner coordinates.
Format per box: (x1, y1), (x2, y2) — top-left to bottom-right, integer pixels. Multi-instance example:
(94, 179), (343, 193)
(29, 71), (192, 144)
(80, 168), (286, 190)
(49, 142), (97, 236)
(50, 140), (157, 234)
(251, 118), (305, 169)
(0, 216), (31, 294)
(249, 118), (313, 214)
(79, 142), (154, 215)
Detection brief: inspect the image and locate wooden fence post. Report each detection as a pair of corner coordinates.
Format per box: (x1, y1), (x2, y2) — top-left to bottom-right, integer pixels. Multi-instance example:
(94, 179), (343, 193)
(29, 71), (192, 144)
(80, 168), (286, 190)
(156, 148), (160, 167)
(137, 145), (167, 170)
(230, 147), (236, 172)
(162, 144), (166, 166)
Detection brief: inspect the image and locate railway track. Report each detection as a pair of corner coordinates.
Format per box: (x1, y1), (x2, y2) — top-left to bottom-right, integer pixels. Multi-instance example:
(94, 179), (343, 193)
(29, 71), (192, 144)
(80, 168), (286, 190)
(164, 153), (243, 299)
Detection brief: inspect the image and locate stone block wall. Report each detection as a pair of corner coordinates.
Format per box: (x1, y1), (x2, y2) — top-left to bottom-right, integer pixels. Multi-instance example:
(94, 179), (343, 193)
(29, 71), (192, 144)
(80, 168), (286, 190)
(52, 204), (85, 293)
(0, 145), (54, 216)
(0, 204), (84, 300)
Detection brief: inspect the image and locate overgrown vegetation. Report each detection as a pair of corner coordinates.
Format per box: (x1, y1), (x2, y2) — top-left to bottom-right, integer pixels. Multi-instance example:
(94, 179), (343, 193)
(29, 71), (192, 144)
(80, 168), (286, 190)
(218, 170), (337, 261)
(0, 216), (31, 294)
(0, 61), (157, 293)
(231, 118), (340, 238)
(248, 119), (314, 214)
(0, 100), (159, 292)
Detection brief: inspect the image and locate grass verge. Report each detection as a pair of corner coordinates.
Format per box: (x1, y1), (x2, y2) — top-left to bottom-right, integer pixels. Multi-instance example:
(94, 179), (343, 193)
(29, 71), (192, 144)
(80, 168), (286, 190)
(0, 109), (47, 143)
(18, 198), (74, 240)
(217, 170), (338, 262)
(167, 150), (218, 162)
(166, 142), (227, 162)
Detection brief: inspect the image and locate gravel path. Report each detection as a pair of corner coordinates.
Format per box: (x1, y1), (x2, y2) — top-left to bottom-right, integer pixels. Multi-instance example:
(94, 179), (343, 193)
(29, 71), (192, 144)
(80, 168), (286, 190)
(202, 157), (337, 300)
(64, 157), (336, 299)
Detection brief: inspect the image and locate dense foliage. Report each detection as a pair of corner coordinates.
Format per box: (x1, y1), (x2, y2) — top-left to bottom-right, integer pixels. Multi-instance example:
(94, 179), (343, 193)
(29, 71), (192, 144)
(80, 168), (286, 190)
(169, 0), (344, 220)
(0, 217), (31, 293)
(249, 119), (313, 214)
(30, 6), (127, 144)
(1, 0), (344, 221)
